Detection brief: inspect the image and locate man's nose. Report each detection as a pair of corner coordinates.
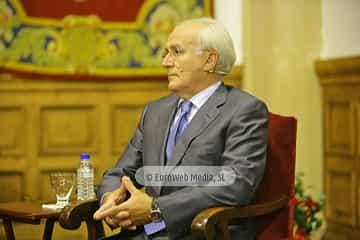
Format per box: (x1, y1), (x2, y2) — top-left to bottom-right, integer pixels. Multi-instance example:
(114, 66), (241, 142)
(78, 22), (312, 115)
(162, 53), (174, 68)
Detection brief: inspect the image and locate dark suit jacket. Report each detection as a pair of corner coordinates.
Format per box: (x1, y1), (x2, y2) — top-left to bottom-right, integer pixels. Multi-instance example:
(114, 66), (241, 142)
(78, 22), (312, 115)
(98, 84), (268, 240)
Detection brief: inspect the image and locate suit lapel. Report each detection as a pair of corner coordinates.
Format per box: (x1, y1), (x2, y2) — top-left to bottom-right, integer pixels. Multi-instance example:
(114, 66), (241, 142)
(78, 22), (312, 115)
(152, 94), (179, 195)
(158, 94), (179, 166)
(167, 84), (228, 167)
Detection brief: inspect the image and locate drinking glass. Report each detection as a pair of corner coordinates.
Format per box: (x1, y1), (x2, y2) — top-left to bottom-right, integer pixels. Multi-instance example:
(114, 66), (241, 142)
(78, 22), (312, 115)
(49, 172), (75, 208)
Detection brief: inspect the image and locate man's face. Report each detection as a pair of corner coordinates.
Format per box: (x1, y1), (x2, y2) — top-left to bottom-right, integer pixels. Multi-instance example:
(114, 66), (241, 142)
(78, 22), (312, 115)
(162, 23), (210, 99)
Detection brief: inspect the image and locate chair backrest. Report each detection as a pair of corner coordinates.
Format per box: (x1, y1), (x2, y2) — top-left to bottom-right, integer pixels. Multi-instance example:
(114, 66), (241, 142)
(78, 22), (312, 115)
(255, 112), (297, 240)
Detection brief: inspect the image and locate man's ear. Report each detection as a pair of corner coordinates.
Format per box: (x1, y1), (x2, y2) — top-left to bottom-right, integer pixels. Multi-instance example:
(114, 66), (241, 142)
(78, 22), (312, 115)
(203, 50), (218, 72)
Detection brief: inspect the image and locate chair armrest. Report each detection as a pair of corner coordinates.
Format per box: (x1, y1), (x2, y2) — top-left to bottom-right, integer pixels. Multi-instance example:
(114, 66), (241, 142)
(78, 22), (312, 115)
(59, 198), (105, 240)
(59, 198), (100, 229)
(59, 199), (146, 240)
(191, 195), (289, 240)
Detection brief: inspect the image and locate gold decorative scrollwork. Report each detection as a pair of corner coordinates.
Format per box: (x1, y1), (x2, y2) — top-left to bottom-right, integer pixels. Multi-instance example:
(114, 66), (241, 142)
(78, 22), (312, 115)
(0, 0), (212, 78)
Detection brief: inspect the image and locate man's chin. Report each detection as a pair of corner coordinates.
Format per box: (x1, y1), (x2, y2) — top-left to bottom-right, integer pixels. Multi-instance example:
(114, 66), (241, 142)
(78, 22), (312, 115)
(167, 80), (179, 92)
(167, 82), (176, 92)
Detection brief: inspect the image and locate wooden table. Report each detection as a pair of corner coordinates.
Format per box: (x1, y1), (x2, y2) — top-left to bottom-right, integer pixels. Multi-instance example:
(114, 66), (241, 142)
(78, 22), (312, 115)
(0, 201), (61, 240)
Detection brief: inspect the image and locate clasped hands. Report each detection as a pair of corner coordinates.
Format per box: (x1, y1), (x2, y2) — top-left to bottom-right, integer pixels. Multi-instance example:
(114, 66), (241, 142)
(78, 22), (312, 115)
(93, 176), (153, 230)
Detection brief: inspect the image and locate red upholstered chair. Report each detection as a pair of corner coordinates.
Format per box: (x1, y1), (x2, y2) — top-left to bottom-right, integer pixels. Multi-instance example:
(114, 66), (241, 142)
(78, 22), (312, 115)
(255, 113), (297, 239)
(59, 112), (297, 240)
(191, 112), (297, 240)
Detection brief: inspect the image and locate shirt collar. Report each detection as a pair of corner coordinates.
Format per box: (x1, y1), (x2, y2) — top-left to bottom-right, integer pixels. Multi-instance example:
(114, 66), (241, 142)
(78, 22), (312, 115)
(178, 81), (222, 109)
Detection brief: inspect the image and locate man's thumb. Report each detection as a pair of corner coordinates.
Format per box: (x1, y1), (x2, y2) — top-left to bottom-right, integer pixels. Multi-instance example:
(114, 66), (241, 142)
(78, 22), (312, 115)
(122, 176), (137, 193)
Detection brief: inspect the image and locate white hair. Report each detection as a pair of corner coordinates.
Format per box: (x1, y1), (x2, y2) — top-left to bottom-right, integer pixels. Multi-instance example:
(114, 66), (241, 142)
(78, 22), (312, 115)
(179, 17), (236, 75)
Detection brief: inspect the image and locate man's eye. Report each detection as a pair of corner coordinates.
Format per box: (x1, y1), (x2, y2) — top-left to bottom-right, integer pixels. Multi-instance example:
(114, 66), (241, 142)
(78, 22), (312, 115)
(173, 48), (183, 56)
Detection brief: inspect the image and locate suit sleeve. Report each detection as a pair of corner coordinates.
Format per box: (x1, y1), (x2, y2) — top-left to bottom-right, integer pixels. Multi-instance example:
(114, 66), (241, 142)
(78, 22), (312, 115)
(157, 100), (268, 239)
(96, 106), (148, 199)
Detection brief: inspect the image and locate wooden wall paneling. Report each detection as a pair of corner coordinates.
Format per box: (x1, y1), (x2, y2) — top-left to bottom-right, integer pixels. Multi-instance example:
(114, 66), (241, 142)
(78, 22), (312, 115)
(316, 56), (360, 239)
(357, 98), (360, 156)
(108, 85), (170, 163)
(25, 104), (41, 201)
(97, 102), (111, 182)
(0, 104), (26, 201)
(111, 104), (143, 156)
(106, 88), (170, 184)
(325, 93), (355, 156)
(0, 174), (23, 201)
(326, 164), (356, 225)
(357, 99), (360, 227)
(0, 106), (25, 157)
(39, 105), (98, 155)
(358, 170), (360, 231)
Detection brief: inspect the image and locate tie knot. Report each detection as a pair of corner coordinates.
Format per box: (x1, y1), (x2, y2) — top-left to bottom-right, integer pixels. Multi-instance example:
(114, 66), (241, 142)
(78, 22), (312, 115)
(179, 100), (192, 113)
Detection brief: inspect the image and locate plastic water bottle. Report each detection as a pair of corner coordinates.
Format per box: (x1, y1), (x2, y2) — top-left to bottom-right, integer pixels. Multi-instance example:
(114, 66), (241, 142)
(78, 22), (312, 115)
(77, 153), (95, 200)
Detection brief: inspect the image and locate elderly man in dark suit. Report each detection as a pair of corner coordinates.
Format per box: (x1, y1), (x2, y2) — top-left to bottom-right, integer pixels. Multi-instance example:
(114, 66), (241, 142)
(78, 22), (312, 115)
(93, 17), (268, 240)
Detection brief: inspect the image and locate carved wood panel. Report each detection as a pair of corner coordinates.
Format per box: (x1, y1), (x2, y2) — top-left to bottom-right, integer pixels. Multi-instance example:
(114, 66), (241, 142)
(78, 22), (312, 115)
(0, 81), (168, 203)
(0, 106), (25, 157)
(325, 92), (355, 157)
(39, 105), (98, 155)
(326, 166), (356, 225)
(112, 105), (143, 156)
(316, 56), (360, 239)
(0, 174), (23, 201)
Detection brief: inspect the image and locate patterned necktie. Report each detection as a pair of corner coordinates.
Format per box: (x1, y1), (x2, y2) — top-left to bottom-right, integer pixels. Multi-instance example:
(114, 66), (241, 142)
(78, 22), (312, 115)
(165, 100), (193, 163)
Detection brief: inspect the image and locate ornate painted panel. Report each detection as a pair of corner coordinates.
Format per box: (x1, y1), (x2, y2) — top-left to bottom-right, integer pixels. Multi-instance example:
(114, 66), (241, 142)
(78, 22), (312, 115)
(0, 0), (212, 79)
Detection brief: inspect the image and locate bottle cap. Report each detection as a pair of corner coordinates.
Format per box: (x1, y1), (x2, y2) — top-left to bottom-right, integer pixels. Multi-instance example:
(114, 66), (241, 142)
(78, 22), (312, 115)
(80, 153), (90, 160)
